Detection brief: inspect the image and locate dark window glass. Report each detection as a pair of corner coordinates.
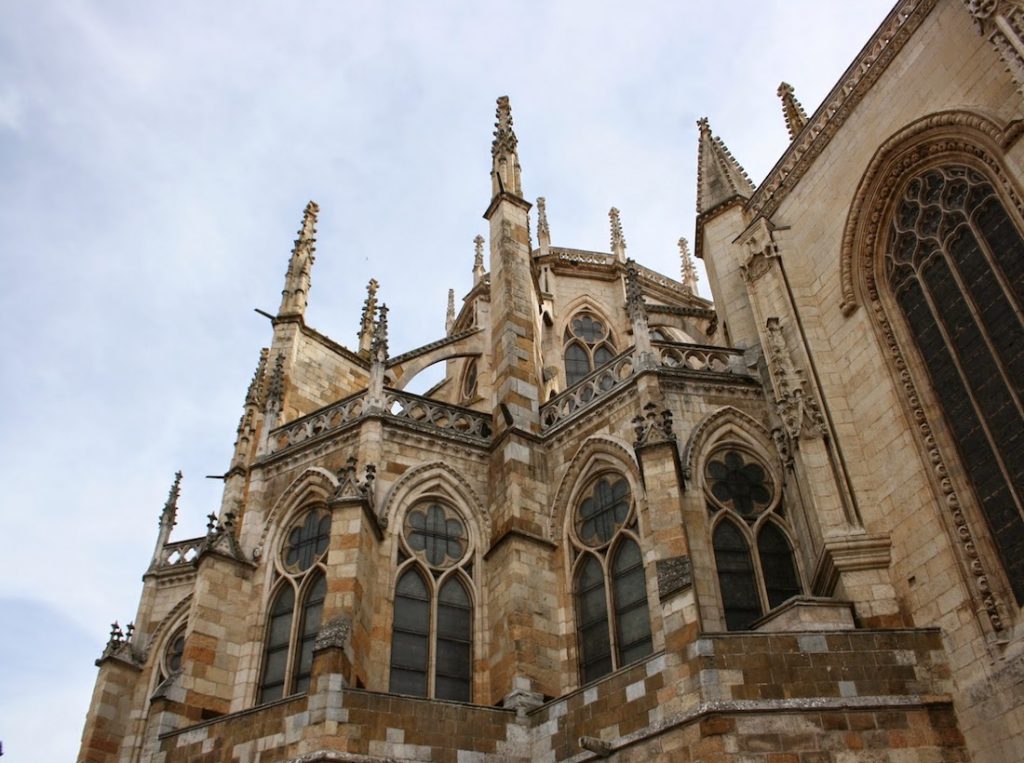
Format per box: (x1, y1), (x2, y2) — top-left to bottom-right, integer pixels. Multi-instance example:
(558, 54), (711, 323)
(565, 342), (591, 386)
(757, 523), (801, 609)
(259, 585), (295, 703)
(713, 520), (761, 630)
(166, 632), (185, 673)
(406, 504), (466, 567)
(573, 315), (606, 343)
(887, 165), (1024, 603)
(435, 578), (472, 702)
(707, 451), (772, 517)
(576, 554), (612, 683)
(577, 477), (631, 546)
(292, 572), (326, 694)
(389, 569), (430, 697)
(462, 359), (478, 400)
(284, 511), (331, 572)
(611, 538), (652, 667)
(593, 344), (614, 368)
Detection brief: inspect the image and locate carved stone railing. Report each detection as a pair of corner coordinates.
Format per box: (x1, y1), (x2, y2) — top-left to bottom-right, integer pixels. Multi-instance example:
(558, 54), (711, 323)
(269, 391), (367, 454)
(554, 248), (614, 266)
(541, 349), (638, 431)
(151, 537), (204, 572)
(656, 341), (744, 374)
(383, 389), (492, 443)
(634, 262), (689, 295)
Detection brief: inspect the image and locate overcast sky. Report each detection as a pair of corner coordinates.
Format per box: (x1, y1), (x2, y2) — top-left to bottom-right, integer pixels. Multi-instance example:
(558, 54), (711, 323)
(0, 1), (895, 758)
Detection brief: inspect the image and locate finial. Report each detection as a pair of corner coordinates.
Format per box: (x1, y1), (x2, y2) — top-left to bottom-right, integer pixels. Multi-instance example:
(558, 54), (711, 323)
(777, 82), (808, 140)
(371, 303), (389, 362)
(358, 278), (380, 354)
(609, 207), (627, 262)
(446, 288), (456, 334)
(695, 117), (755, 215)
(266, 352), (285, 411)
(624, 259), (647, 325)
(536, 197), (551, 256)
(678, 237), (699, 294)
(278, 200), (320, 317)
(245, 349), (269, 406)
(160, 471), (183, 528)
(472, 235), (485, 284)
(490, 95), (523, 197)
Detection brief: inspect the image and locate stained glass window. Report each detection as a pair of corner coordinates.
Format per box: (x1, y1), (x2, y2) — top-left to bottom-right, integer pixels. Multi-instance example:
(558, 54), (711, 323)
(713, 520), (761, 631)
(405, 504), (466, 567)
(293, 572), (326, 694)
(576, 554), (612, 683)
(259, 585), (295, 702)
(758, 523), (801, 609)
(564, 312), (616, 387)
(576, 477), (631, 546)
(612, 538), (653, 666)
(389, 568), (430, 697)
(284, 511), (331, 572)
(706, 451), (772, 517)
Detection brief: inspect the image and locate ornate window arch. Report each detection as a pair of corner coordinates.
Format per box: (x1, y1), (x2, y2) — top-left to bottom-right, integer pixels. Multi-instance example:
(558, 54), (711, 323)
(257, 506), (331, 703)
(564, 310), (617, 387)
(389, 499), (474, 701)
(704, 444), (802, 630)
(845, 113), (1024, 629)
(568, 471), (653, 683)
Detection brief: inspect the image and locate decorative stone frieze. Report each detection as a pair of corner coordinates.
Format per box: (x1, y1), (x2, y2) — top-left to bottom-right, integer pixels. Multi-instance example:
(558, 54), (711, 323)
(656, 554), (693, 599)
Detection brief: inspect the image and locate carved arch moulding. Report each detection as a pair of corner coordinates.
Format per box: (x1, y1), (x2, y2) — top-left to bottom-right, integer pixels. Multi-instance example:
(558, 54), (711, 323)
(257, 466), (338, 553)
(379, 460), (489, 544)
(838, 109), (1022, 636)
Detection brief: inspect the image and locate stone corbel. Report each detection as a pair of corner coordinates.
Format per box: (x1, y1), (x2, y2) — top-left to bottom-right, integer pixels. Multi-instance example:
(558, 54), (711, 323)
(963, 0), (1024, 94)
(738, 215), (779, 284)
(764, 317), (828, 451)
(811, 533), (892, 596)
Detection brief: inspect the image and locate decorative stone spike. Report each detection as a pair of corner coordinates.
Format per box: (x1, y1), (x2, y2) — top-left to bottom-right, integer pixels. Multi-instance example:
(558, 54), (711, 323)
(265, 352), (285, 412)
(358, 278), (380, 354)
(372, 303), (389, 362)
(245, 349), (269, 406)
(160, 471), (183, 529)
(777, 82), (808, 140)
(624, 259), (646, 325)
(472, 235), (486, 284)
(446, 288), (456, 334)
(278, 201), (320, 317)
(609, 207), (627, 262)
(490, 96), (523, 197)
(695, 118), (754, 215)
(679, 237), (699, 294)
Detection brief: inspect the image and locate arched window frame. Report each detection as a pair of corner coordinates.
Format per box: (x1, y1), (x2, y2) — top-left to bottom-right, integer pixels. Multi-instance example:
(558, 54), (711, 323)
(388, 498), (476, 702)
(256, 505), (332, 704)
(843, 113), (1024, 635)
(568, 470), (654, 684)
(703, 443), (804, 630)
(562, 310), (617, 388)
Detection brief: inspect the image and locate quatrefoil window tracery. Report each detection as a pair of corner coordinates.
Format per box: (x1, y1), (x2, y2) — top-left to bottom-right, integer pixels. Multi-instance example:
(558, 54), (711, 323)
(404, 503), (467, 568)
(283, 510), (331, 573)
(706, 450), (774, 518)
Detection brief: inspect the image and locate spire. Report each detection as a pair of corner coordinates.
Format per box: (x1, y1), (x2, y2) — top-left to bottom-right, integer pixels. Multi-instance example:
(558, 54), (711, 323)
(536, 197), (551, 256)
(160, 471), (183, 529)
(445, 288), (456, 334)
(278, 201), (319, 317)
(473, 235), (485, 284)
(609, 207), (627, 262)
(358, 278), (379, 355)
(777, 82), (808, 140)
(695, 118), (754, 215)
(678, 237), (699, 294)
(491, 96), (523, 198)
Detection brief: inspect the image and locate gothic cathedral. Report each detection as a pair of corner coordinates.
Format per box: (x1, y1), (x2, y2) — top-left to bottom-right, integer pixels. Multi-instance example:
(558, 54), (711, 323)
(79, 1), (1024, 760)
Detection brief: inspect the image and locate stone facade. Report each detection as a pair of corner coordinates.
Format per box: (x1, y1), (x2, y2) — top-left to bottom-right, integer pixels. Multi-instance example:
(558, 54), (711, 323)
(80, 2), (1024, 760)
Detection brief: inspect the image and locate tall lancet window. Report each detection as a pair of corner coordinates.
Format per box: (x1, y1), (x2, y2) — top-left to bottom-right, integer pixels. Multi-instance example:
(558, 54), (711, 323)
(389, 502), (474, 701)
(571, 474), (652, 683)
(885, 164), (1024, 602)
(564, 312), (616, 387)
(258, 508), (331, 703)
(705, 447), (801, 630)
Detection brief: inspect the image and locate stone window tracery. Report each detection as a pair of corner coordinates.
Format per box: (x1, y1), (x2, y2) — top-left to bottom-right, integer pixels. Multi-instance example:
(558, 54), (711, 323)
(389, 501), (473, 702)
(571, 474), (652, 683)
(564, 312), (616, 387)
(258, 507), (331, 703)
(461, 358), (478, 402)
(705, 447), (801, 630)
(883, 163), (1024, 604)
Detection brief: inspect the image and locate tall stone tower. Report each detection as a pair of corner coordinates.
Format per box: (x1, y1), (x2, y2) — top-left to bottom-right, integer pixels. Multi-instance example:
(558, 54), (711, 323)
(80, 3), (1024, 759)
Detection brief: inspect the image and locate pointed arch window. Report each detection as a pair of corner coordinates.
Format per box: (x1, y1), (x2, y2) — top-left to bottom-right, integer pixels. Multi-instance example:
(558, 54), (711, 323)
(564, 313), (616, 386)
(571, 475), (652, 683)
(884, 164), (1024, 603)
(258, 508), (331, 703)
(705, 447), (802, 630)
(389, 502), (474, 701)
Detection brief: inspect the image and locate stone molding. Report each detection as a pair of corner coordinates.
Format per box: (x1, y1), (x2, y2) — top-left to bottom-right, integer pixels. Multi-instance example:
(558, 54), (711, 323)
(811, 533), (893, 597)
(656, 555), (693, 600)
(963, 0), (1024, 94)
(313, 614), (352, 652)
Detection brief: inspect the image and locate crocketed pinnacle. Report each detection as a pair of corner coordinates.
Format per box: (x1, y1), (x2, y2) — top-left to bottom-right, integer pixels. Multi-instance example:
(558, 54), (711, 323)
(358, 279), (380, 354)
(371, 303), (389, 362)
(160, 471), (183, 528)
(609, 207), (627, 262)
(777, 82), (808, 140)
(445, 288), (456, 334)
(245, 348), (269, 406)
(695, 118), (754, 215)
(491, 96), (523, 198)
(678, 237), (699, 294)
(278, 200), (320, 316)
